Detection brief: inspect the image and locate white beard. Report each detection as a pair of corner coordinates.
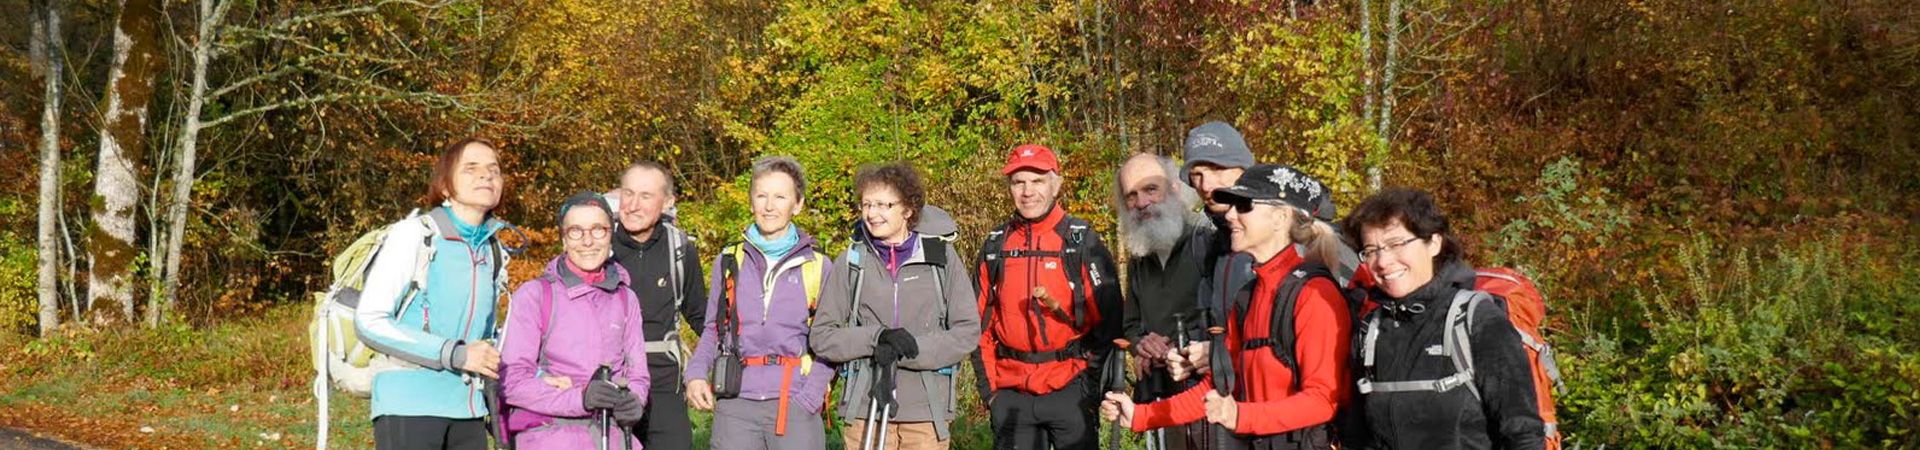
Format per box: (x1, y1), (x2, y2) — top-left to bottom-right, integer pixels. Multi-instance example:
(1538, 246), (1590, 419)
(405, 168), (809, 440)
(1122, 199), (1189, 263)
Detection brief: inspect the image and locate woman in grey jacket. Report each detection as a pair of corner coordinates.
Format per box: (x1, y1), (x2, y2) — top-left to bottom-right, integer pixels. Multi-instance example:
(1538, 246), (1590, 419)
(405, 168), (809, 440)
(810, 162), (982, 450)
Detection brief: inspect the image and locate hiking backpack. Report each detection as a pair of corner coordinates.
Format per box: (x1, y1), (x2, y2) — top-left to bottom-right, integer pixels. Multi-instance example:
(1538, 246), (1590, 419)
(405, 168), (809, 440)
(1355, 268), (1564, 450)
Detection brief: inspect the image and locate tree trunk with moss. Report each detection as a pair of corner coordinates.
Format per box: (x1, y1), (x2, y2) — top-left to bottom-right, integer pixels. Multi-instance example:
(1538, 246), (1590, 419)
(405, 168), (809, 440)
(92, 0), (166, 326)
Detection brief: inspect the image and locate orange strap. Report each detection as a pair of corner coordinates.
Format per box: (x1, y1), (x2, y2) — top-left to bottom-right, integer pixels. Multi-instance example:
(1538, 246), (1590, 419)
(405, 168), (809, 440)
(741, 355), (803, 436)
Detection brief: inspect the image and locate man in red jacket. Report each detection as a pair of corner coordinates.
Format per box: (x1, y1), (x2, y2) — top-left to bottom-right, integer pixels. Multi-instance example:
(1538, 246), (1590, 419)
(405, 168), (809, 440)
(972, 144), (1123, 450)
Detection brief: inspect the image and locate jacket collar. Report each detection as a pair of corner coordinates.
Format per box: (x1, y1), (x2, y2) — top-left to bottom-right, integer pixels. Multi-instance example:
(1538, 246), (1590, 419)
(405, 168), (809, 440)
(545, 256), (626, 292)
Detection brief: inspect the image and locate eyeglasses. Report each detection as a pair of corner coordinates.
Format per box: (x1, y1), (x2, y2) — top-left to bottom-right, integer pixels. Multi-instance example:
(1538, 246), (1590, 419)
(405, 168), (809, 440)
(564, 225), (612, 240)
(1230, 199), (1286, 214)
(860, 201), (900, 212)
(1359, 236), (1426, 262)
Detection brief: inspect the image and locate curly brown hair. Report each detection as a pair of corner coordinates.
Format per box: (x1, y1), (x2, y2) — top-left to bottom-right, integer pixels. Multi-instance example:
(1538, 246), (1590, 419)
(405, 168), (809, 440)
(853, 162), (927, 228)
(1341, 187), (1466, 267)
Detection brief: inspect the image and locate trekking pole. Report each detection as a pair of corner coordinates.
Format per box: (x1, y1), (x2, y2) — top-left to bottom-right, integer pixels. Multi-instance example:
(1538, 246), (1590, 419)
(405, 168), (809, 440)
(860, 393), (883, 450)
(591, 366), (614, 450)
(1205, 321), (1245, 450)
(1172, 311), (1198, 450)
(874, 362), (897, 450)
(1105, 339), (1132, 450)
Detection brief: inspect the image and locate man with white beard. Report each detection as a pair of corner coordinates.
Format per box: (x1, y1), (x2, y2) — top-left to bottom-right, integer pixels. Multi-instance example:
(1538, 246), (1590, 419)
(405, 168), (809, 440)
(1113, 153), (1211, 450)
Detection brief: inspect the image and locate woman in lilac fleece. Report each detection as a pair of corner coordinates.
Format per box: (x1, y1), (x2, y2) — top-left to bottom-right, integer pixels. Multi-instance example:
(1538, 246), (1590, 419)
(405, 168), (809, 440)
(500, 192), (649, 449)
(685, 156), (835, 449)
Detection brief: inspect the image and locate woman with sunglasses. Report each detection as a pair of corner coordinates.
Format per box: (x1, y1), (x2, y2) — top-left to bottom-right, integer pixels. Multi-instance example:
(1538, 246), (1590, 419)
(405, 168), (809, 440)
(1338, 188), (1544, 450)
(498, 192), (649, 449)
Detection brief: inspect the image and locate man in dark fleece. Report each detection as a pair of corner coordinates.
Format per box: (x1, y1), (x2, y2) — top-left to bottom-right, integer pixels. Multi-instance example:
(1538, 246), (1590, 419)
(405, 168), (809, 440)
(606, 162), (708, 450)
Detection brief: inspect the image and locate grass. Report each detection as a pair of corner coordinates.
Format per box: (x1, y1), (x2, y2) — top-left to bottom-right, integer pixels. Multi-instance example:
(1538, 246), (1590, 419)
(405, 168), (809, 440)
(0, 303), (1154, 449)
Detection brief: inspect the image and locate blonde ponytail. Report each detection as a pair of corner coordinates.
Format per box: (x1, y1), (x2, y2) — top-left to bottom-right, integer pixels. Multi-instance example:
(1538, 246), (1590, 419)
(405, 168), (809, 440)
(1290, 207), (1341, 267)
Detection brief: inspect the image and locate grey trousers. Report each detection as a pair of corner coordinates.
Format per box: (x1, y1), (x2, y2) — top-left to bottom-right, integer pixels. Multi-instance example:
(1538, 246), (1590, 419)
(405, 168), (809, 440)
(711, 397), (826, 450)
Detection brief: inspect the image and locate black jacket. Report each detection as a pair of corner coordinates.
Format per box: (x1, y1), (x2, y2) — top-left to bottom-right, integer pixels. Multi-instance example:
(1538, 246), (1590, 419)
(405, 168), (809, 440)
(611, 223), (707, 392)
(1122, 222), (1212, 401)
(1348, 261), (1545, 450)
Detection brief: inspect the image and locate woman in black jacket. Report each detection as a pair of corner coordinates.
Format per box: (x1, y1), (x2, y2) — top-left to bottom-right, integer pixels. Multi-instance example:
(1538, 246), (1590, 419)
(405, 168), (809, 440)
(1339, 188), (1545, 450)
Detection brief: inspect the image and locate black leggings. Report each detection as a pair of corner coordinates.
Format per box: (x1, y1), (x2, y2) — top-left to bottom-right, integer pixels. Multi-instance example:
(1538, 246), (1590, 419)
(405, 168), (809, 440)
(373, 416), (488, 450)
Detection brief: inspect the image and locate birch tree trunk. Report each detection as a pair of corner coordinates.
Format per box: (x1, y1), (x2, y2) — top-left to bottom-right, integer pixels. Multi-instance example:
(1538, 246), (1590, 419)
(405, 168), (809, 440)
(160, 0), (226, 322)
(1362, 0), (1383, 191)
(92, 0), (166, 326)
(35, 0), (66, 338)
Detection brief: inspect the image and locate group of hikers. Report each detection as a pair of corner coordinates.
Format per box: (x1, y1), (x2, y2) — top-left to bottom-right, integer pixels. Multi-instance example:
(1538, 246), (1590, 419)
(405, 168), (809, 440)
(338, 120), (1556, 450)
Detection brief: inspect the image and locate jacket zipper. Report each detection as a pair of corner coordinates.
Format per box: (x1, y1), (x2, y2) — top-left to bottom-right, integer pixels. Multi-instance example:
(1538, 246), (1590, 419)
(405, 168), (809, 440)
(462, 243), (483, 416)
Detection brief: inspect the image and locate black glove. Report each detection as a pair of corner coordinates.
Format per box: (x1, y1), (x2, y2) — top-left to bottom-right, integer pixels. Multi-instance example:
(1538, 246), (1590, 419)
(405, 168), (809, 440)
(872, 339), (900, 368)
(869, 362), (899, 411)
(612, 393), (645, 428)
(583, 379), (628, 411)
(878, 328), (919, 360)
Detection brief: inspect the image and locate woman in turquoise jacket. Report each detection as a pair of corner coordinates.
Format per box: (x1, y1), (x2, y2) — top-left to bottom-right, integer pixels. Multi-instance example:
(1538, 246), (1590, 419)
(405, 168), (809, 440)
(356, 138), (515, 450)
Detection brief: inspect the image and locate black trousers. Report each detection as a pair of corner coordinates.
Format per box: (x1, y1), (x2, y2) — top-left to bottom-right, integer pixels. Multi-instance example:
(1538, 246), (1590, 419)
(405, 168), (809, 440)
(634, 386), (694, 450)
(990, 376), (1098, 450)
(372, 416), (487, 450)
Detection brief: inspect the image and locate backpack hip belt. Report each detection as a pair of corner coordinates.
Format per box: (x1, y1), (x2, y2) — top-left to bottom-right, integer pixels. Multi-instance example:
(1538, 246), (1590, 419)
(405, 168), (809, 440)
(644, 339), (687, 364)
(996, 339), (1087, 364)
(741, 354), (815, 437)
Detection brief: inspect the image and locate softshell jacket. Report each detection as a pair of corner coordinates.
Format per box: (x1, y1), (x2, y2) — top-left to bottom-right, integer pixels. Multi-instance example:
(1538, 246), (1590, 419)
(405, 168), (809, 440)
(1130, 247), (1352, 436)
(1348, 261), (1544, 450)
(973, 206), (1123, 396)
(810, 208), (982, 432)
(684, 229), (835, 413)
(500, 257), (649, 449)
(356, 207), (508, 419)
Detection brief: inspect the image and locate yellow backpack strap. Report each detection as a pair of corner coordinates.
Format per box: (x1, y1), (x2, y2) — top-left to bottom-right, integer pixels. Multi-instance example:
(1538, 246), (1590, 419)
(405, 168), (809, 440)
(802, 255), (825, 314)
(799, 253), (825, 376)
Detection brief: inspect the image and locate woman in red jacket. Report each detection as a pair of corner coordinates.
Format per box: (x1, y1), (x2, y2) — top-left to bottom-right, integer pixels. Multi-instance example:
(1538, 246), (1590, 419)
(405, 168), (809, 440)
(1100, 165), (1351, 450)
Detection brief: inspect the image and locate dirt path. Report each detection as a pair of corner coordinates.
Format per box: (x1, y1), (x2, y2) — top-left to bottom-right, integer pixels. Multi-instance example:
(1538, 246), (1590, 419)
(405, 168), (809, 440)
(0, 427), (88, 450)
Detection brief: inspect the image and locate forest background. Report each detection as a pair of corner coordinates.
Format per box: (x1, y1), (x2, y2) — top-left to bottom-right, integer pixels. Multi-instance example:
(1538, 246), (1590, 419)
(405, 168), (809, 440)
(2, 0), (1917, 448)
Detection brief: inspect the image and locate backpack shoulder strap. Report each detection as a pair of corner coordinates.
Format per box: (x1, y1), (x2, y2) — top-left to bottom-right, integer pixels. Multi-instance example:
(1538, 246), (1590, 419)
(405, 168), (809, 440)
(978, 224), (1011, 289)
(1268, 263), (1333, 388)
(842, 247), (866, 327)
(536, 276), (563, 373)
(922, 236), (951, 330)
(718, 244), (744, 352)
(802, 253), (826, 317)
(1056, 217), (1094, 330)
(1443, 289), (1493, 401)
(397, 215), (440, 319)
(666, 223), (688, 313)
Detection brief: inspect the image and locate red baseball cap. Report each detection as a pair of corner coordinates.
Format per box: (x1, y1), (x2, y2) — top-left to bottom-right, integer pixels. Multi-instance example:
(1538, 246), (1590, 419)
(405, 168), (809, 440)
(1000, 144), (1060, 175)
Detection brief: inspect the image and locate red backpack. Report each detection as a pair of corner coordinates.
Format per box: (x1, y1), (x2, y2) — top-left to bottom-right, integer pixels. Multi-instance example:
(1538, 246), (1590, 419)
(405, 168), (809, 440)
(1353, 267), (1563, 449)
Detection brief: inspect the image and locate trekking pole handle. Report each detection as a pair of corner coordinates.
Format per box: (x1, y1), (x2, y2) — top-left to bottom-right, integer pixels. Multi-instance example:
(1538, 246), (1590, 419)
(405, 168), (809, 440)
(1106, 339), (1131, 394)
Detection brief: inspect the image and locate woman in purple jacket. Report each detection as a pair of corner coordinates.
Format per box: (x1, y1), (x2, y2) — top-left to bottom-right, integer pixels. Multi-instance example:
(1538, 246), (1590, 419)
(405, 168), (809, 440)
(500, 192), (650, 449)
(684, 156), (834, 449)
